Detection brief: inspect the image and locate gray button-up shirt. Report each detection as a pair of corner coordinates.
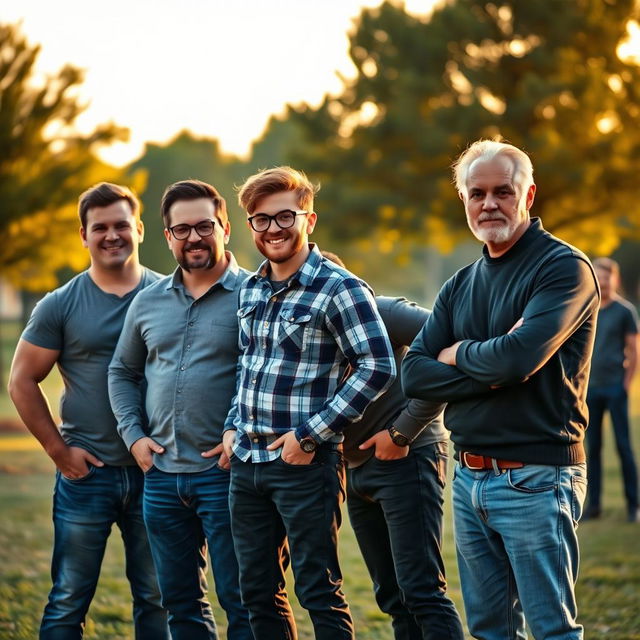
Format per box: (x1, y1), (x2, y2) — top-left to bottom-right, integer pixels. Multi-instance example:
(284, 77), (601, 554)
(108, 255), (249, 472)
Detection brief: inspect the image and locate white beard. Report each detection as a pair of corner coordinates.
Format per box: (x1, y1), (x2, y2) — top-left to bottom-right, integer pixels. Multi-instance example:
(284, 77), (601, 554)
(468, 211), (524, 245)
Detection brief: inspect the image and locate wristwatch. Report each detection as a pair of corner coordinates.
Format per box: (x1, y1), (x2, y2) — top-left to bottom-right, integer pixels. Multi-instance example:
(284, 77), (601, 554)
(298, 435), (318, 453)
(388, 425), (410, 447)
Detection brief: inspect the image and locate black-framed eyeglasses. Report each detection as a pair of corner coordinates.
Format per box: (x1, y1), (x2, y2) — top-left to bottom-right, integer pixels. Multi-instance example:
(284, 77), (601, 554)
(167, 219), (216, 240)
(247, 209), (309, 233)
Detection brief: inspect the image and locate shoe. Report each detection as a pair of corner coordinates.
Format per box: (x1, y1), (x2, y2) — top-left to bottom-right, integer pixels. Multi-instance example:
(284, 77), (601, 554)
(583, 505), (601, 520)
(627, 507), (640, 523)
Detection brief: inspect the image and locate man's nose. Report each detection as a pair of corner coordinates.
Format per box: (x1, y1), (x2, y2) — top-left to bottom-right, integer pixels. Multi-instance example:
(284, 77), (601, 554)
(187, 226), (201, 241)
(482, 195), (498, 209)
(106, 227), (119, 240)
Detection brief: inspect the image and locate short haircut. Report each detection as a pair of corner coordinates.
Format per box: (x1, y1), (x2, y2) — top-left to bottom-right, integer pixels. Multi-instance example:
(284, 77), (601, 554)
(453, 139), (534, 198)
(320, 250), (346, 268)
(592, 256), (620, 276)
(237, 166), (319, 214)
(160, 179), (228, 228)
(78, 182), (140, 229)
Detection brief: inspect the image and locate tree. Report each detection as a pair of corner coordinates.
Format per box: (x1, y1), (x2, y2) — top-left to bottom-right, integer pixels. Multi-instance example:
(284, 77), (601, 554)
(285, 0), (640, 264)
(0, 22), (129, 292)
(128, 130), (261, 275)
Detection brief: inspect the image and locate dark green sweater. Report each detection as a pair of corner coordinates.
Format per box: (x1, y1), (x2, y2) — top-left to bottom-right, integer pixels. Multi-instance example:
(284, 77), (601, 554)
(402, 218), (600, 465)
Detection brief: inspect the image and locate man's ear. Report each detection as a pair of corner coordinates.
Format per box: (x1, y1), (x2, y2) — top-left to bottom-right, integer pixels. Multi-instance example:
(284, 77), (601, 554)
(525, 183), (536, 210)
(164, 227), (172, 250)
(306, 212), (318, 235)
(80, 226), (88, 248)
(137, 219), (145, 244)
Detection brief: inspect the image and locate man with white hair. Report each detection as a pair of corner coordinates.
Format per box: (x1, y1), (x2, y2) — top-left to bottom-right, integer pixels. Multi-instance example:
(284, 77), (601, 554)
(403, 139), (599, 639)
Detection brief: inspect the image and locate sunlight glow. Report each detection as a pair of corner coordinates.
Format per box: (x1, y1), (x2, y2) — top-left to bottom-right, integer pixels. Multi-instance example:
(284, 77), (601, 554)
(5, 0), (439, 166)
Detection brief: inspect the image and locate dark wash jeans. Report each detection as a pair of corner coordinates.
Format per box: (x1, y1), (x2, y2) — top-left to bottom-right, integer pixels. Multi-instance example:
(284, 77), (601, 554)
(587, 383), (639, 510)
(347, 442), (464, 640)
(229, 449), (354, 640)
(41, 465), (168, 640)
(142, 465), (252, 640)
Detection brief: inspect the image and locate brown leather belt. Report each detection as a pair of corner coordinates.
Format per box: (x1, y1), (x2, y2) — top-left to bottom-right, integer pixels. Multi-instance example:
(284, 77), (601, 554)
(460, 452), (525, 471)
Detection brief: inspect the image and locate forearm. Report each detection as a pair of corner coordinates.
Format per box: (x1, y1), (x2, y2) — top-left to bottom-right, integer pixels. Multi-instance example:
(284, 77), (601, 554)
(8, 377), (66, 458)
(402, 350), (490, 402)
(107, 367), (146, 448)
(624, 339), (638, 387)
(393, 398), (444, 442)
(299, 358), (396, 442)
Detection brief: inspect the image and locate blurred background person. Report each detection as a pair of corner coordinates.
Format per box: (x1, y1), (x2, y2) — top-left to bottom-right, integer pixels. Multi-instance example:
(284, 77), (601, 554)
(585, 257), (639, 522)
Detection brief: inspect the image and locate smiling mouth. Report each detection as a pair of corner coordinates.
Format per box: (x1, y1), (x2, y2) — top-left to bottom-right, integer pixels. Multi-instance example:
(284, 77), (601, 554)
(266, 237), (286, 245)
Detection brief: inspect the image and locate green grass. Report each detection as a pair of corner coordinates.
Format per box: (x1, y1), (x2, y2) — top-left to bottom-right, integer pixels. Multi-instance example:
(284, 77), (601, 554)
(0, 319), (639, 638)
(0, 424), (639, 639)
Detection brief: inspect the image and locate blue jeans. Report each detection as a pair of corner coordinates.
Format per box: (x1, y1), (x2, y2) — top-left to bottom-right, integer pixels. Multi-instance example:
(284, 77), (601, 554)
(41, 465), (168, 640)
(142, 465), (251, 640)
(229, 449), (353, 640)
(347, 442), (464, 640)
(587, 384), (639, 510)
(452, 463), (587, 640)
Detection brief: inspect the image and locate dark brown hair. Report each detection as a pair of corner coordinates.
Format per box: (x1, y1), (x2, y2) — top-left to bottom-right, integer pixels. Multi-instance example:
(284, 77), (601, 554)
(78, 182), (140, 229)
(160, 179), (228, 228)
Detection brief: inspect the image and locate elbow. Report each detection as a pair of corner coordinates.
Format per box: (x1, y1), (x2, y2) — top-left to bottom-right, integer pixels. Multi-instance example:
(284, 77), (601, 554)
(488, 362), (533, 387)
(7, 370), (24, 402)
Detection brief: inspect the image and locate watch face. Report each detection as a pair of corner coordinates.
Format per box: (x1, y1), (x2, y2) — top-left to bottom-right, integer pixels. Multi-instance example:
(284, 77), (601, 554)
(300, 438), (317, 453)
(389, 428), (409, 447)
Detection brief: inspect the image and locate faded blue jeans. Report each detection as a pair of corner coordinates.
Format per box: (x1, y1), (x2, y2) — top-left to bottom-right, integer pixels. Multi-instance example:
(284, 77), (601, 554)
(452, 463), (587, 640)
(142, 465), (252, 640)
(41, 464), (168, 640)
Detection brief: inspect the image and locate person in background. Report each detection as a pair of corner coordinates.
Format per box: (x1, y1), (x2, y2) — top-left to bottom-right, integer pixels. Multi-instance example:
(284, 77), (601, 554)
(8, 182), (168, 639)
(322, 250), (464, 640)
(585, 256), (639, 522)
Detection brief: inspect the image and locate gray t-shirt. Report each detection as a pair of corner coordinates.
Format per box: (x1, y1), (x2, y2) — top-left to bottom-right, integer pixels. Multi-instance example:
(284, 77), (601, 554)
(589, 297), (638, 387)
(21, 268), (162, 466)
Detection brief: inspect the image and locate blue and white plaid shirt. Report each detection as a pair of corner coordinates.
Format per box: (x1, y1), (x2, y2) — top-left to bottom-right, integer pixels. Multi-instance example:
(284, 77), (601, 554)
(225, 245), (396, 462)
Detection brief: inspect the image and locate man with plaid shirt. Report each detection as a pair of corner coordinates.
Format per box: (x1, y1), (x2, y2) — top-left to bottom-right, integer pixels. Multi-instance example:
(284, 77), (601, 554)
(223, 166), (396, 640)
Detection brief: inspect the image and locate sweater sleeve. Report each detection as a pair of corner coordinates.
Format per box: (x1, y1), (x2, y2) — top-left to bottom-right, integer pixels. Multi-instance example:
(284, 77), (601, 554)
(402, 280), (492, 403)
(455, 255), (599, 387)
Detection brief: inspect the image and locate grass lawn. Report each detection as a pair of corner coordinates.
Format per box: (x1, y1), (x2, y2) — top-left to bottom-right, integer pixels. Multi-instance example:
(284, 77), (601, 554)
(0, 317), (639, 638)
(0, 423), (639, 639)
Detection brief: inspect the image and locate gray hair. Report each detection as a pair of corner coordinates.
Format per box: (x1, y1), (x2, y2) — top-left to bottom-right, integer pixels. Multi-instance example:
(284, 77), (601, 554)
(453, 140), (534, 197)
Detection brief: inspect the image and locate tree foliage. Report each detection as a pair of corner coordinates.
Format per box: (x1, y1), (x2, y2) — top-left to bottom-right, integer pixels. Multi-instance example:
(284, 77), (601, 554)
(0, 22), (129, 291)
(129, 130), (262, 275)
(283, 0), (640, 264)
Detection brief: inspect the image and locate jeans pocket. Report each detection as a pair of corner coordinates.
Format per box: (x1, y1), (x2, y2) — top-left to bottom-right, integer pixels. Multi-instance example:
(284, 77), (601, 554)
(507, 465), (557, 493)
(143, 465), (157, 476)
(278, 455), (318, 468)
(60, 464), (96, 483)
(435, 451), (448, 488)
(571, 475), (588, 524)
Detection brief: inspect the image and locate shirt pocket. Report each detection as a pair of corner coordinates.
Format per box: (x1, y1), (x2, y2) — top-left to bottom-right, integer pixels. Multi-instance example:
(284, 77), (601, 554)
(278, 307), (313, 352)
(237, 303), (258, 350)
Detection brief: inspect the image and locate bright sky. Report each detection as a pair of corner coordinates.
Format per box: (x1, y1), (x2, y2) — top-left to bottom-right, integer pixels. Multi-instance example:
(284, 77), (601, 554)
(6, 0), (438, 166)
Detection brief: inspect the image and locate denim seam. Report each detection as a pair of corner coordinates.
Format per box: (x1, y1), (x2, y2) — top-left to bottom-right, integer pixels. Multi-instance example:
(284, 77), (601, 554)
(555, 467), (570, 632)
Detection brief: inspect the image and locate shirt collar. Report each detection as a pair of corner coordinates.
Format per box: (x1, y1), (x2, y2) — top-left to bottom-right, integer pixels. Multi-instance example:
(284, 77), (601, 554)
(166, 251), (241, 292)
(252, 243), (323, 288)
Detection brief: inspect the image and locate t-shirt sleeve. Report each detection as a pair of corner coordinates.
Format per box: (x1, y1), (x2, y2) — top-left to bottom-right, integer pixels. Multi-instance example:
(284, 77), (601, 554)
(20, 291), (64, 351)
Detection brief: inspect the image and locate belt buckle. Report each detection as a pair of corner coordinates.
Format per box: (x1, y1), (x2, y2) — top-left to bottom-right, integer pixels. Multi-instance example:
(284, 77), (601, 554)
(462, 452), (484, 470)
